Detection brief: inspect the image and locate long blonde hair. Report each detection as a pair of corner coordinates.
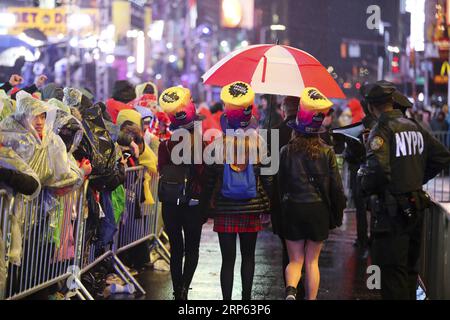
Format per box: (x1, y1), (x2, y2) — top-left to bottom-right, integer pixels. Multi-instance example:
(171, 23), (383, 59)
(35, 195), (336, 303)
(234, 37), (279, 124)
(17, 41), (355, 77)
(209, 132), (265, 165)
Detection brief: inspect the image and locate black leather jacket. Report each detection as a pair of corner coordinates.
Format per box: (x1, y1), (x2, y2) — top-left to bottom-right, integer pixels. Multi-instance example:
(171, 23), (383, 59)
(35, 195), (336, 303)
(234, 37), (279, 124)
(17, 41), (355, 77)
(204, 164), (272, 215)
(279, 143), (345, 206)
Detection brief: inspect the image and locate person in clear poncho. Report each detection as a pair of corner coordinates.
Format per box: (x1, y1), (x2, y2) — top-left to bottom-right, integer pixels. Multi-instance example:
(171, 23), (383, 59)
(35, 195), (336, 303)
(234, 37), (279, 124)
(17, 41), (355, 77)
(0, 91), (84, 266)
(0, 91), (83, 190)
(50, 105), (91, 263)
(0, 145), (42, 293)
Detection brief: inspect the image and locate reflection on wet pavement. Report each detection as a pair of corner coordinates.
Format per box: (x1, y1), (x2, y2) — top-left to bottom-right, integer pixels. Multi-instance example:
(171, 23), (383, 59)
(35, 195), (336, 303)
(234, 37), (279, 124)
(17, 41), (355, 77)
(137, 209), (381, 300)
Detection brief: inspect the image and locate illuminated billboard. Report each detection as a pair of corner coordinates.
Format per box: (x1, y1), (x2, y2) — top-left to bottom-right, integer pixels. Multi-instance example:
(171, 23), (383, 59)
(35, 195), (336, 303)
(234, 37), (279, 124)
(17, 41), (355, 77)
(221, 0), (254, 29)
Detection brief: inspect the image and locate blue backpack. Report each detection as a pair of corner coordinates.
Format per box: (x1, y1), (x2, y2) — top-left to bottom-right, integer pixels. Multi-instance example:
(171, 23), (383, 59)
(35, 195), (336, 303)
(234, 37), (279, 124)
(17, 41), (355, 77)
(221, 164), (257, 200)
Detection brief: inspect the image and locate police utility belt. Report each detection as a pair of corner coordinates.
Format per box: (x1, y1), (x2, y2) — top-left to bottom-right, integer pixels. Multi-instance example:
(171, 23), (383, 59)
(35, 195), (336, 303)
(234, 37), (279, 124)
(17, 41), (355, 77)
(370, 189), (431, 220)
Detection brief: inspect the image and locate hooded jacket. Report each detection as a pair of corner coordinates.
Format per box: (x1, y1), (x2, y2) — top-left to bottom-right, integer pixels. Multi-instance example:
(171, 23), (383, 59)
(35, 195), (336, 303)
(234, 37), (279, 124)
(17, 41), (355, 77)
(135, 82), (158, 99)
(117, 109), (157, 204)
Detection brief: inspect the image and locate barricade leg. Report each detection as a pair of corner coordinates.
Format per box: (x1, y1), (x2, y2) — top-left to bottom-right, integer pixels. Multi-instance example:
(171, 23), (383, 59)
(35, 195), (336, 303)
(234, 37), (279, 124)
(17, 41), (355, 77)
(111, 254), (146, 295)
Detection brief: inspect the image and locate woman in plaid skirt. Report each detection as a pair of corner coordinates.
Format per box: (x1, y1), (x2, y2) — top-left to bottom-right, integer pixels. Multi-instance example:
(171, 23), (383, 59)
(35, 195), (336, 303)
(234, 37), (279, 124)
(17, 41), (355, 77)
(204, 82), (272, 300)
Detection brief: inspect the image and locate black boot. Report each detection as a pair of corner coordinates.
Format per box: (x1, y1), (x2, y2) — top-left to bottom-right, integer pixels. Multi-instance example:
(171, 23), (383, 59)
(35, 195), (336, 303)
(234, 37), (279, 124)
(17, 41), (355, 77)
(173, 286), (183, 300)
(180, 286), (189, 300)
(242, 290), (252, 300)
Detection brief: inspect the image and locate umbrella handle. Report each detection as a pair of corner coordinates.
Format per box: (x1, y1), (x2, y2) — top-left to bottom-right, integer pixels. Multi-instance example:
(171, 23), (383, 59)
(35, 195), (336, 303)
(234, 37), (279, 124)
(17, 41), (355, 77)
(268, 94), (275, 129)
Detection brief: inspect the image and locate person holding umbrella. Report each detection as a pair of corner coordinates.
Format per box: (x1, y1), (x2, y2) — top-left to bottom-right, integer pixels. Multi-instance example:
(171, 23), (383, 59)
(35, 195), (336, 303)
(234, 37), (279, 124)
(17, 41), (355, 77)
(204, 81), (272, 300)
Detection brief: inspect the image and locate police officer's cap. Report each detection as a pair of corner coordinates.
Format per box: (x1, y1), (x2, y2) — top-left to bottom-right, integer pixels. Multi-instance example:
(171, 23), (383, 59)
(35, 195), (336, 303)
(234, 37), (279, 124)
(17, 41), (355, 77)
(360, 80), (396, 104)
(392, 91), (413, 110)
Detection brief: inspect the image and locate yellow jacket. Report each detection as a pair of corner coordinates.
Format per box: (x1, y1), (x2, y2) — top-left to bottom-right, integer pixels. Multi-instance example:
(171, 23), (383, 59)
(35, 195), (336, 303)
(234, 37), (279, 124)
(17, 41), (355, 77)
(117, 108), (158, 204)
(138, 143), (158, 204)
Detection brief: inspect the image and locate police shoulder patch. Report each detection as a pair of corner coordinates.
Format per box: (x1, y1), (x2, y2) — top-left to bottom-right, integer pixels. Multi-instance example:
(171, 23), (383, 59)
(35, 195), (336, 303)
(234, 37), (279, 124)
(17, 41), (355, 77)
(370, 136), (384, 151)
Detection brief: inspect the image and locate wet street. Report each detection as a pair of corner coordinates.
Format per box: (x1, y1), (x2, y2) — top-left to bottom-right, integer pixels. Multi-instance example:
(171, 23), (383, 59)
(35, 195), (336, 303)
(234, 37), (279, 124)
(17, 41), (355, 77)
(137, 209), (381, 300)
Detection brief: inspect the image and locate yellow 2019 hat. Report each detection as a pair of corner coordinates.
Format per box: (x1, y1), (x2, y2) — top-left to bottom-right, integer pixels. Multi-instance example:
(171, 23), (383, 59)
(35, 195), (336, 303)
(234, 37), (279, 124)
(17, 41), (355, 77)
(220, 81), (255, 110)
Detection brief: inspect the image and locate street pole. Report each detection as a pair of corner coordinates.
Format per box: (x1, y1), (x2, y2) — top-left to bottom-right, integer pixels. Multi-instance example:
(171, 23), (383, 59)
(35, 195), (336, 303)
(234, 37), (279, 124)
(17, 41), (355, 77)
(424, 57), (430, 108)
(96, 0), (111, 102)
(446, 52), (450, 108)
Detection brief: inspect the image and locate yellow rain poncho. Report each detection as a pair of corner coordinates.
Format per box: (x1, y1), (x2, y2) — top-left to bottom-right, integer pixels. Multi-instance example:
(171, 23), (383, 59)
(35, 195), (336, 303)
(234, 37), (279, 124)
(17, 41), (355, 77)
(116, 109), (157, 204)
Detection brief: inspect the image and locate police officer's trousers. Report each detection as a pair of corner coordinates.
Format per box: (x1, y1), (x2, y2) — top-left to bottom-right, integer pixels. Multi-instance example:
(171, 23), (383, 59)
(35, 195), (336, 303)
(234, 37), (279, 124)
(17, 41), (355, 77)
(370, 210), (424, 300)
(349, 164), (369, 245)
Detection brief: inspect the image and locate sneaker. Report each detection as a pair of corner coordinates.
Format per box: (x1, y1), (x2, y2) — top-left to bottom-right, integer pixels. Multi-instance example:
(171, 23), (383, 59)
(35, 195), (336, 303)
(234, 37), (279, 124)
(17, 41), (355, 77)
(285, 286), (297, 300)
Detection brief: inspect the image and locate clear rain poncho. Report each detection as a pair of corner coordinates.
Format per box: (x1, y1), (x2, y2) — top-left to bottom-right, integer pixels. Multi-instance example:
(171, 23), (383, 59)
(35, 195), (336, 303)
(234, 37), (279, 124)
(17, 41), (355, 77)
(0, 91), (84, 266)
(0, 146), (42, 290)
(0, 91), (83, 189)
(0, 89), (15, 122)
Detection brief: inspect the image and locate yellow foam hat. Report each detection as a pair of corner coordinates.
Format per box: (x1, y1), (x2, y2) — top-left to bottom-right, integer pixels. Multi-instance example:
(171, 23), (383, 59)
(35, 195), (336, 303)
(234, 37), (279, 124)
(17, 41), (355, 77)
(220, 81), (255, 110)
(300, 87), (333, 112)
(159, 86), (191, 114)
(117, 109), (142, 128)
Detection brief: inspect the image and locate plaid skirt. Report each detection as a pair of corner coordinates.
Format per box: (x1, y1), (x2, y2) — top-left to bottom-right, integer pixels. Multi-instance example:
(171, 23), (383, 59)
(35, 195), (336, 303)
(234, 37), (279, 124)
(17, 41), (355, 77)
(213, 214), (262, 233)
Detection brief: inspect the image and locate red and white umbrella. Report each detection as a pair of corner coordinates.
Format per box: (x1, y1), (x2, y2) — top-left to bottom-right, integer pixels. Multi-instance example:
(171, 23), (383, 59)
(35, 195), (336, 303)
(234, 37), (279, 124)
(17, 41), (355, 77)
(202, 44), (346, 99)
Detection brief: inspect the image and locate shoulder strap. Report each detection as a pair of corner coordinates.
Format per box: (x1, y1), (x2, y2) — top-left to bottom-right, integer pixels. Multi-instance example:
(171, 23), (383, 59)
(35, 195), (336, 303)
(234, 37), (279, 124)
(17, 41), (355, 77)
(302, 154), (331, 211)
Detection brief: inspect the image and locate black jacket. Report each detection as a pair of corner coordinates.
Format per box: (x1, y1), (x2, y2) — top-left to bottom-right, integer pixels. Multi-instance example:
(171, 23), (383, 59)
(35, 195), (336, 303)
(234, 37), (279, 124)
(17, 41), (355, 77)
(269, 115), (294, 234)
(0, 168), (40, 196)
(204, 164), (272, 216)
(279, 143), (346, 207)
(361, 110), (450, 195)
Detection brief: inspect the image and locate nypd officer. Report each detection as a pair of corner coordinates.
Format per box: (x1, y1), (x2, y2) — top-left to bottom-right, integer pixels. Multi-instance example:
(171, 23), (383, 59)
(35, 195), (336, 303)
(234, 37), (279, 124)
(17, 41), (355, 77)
(358, 81), (450, 300)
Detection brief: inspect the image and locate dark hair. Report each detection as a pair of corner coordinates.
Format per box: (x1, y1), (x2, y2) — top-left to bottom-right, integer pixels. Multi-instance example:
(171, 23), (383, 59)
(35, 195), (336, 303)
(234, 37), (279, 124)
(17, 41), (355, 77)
(289, 132), (323, 160)
(120, 122), (144, 145)
(210, 102), (223, 114)
(112, 80), (136, 103)
(261, 94), (270, 102)
(143, 83), (155, 95)
(117, 131), (133, 146)
(282, 96), (299, 116)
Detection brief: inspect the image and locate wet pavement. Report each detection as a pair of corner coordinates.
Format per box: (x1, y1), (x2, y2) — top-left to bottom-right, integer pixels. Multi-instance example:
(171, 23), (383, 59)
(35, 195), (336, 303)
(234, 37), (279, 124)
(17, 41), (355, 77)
(137, 209), (381, 300)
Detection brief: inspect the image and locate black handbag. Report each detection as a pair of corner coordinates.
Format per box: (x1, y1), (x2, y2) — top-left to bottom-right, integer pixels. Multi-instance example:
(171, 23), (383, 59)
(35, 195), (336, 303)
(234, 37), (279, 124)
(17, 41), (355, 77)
(158, 164), (193, 205)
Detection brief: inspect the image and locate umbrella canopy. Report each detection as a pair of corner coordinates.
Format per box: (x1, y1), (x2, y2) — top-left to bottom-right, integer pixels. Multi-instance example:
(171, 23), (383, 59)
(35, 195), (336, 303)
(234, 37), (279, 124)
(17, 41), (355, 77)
(202, 44), (345, 99)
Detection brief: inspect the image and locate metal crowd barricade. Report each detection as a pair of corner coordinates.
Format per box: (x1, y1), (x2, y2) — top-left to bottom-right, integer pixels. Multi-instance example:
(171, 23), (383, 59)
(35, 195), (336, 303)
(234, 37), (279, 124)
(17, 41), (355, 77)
(78, 166), (168, 298)
(419, 201), (450, 299)
(115, 166), (169, 262)
(2, 181), (91, 300)
(1, 190), (13, 299)
(423, 131), (450, 203)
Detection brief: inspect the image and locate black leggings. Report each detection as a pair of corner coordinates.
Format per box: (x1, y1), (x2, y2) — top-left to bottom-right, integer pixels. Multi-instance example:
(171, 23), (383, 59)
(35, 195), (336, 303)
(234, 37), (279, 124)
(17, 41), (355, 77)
(162, 203), (204, 292)
(218, 232), (258, 300)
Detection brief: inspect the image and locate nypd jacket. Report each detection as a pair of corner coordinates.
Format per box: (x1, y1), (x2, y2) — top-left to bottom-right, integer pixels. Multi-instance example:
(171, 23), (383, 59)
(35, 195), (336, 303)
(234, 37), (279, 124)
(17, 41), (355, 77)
(361, 110), (450, 196)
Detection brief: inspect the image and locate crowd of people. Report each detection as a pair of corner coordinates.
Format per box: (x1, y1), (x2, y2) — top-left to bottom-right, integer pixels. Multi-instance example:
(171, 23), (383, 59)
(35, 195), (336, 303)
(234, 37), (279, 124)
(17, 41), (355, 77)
(1, 72), (449, 301)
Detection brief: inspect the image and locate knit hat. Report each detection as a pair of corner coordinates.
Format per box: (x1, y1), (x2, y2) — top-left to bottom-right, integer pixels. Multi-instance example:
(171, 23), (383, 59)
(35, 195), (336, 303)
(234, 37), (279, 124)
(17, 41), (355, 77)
(159, 86), (203, 130)
(220, 81), (257, 131)
(112, 80), (136, 103)
(287, 87), (333, 134)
